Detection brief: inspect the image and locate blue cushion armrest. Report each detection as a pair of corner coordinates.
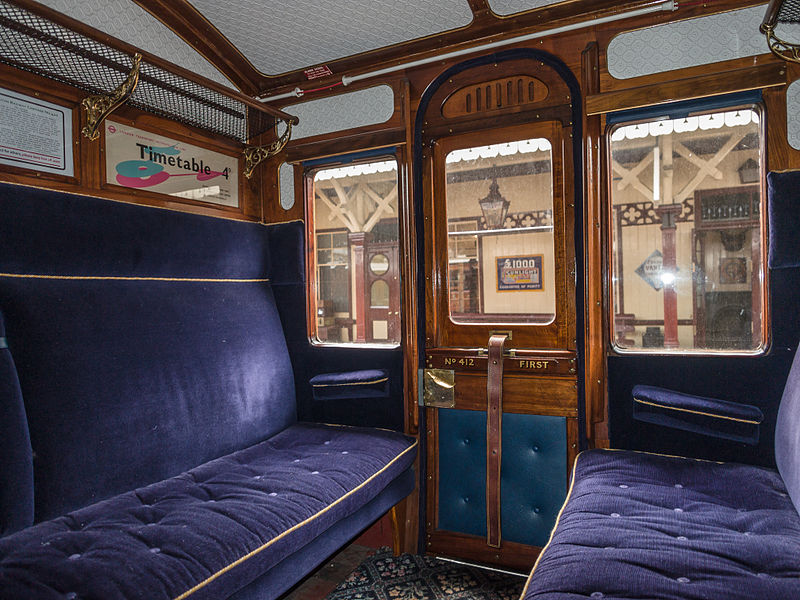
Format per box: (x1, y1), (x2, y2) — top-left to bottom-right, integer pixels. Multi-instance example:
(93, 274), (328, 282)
(310, 369), (390, 401)
(632, 384), (763, 445)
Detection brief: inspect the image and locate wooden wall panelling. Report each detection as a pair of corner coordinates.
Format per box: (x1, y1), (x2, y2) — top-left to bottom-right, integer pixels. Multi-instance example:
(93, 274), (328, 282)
(427, 530), (541, 573)
(0, 64), (84, 191)
(0, 64), (261, 221)
(566, 416), (579, 476)
(398, 78), (420, 436)
(425, 406), (439, 555)
(586, 62), (787, 116)
(581, 42), (609, 447)
(595, 0), (771, 94)
(396, 80), (422, 554)
(285, 127), (406, 164)
(452, 373), (578, 416)
(765, 63), (800, 171)
(261, 152), (304, 224)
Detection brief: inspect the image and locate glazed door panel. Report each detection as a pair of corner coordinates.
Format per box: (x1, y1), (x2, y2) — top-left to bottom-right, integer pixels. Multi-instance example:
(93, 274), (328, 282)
(419, 65), (580, 569)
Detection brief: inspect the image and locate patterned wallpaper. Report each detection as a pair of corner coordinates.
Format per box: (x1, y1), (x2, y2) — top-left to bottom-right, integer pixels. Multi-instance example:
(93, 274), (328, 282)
(36, 0), (233, 88)
(787, 80), (800, 150)
(286, 86), (395, 140)
(187, 0), (473, 75)
(607, 6), (769, 80)
(488, 0), (564, 17)
(279, 163), (295, 210)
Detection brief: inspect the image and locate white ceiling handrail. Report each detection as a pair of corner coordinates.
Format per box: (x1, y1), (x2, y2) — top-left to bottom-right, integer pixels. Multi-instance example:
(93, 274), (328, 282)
(259, 1), (676, 103)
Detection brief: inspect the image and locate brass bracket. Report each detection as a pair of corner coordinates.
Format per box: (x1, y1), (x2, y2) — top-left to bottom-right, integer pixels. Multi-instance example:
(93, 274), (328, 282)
(422, 369), (455, 408)
(763, 24), (800, 65)
(81, 53), (142, 141)
(243, 120), (293, 179)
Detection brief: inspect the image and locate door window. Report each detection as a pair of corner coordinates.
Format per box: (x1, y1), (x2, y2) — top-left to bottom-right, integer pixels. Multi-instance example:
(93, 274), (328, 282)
(445, 138), (555, 325)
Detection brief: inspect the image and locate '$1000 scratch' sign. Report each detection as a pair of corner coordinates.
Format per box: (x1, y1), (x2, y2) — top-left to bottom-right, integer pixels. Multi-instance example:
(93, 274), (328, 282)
(105, 121), (239, 207)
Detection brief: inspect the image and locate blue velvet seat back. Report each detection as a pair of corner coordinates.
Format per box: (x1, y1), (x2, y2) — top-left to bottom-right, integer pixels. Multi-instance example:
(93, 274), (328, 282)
(776, 343), (800, 515)
(0, 310), (33, 536)
(0, 184), (297, 523)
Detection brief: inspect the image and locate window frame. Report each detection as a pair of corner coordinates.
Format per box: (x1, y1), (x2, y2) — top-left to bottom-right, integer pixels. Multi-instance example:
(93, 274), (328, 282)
(304, 151), (402, 348)
(605, 100), (769, 356)
(427, 120), (574, 350)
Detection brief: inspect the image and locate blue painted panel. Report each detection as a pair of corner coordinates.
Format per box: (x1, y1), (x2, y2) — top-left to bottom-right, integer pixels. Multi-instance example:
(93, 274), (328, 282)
(438, 409), (487, 538)
(501, 413), (567, 547)
(437, 409), (567, 547)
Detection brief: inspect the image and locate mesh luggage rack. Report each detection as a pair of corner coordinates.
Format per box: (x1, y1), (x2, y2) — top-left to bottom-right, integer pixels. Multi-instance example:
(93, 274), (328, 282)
(762, 0), (800, 64)
(0, 0), (296, 144)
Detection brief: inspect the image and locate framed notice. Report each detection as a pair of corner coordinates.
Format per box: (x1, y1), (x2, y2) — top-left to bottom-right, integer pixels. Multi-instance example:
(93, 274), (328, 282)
(0, 87), (73, 176)
(496, 255), (544, 291)
(720, 257), (747, 284)
(104, 121), (239, 207)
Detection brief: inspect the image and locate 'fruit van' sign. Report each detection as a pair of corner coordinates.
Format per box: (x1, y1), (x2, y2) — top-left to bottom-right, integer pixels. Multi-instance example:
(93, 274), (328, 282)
(104, 121), (238, 207)
(496, 255), (543, 291)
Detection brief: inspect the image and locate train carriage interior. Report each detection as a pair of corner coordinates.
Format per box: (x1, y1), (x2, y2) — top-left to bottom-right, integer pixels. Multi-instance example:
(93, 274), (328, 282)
(2, 0), (800, 599)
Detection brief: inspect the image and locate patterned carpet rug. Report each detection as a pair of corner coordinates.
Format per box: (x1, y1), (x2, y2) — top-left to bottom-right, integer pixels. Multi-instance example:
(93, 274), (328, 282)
(324, 548), (526, 600)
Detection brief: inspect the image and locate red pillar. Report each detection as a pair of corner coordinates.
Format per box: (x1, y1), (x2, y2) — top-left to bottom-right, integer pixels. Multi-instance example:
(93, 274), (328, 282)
(349, 232), (367, 343)
(658, 205), (681, 349)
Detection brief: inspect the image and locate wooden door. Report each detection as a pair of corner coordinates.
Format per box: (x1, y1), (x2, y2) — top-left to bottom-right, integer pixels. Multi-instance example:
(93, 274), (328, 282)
(419, 59), (579, 570)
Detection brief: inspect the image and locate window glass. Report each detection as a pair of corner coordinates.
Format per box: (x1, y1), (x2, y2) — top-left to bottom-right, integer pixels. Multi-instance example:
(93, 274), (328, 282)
(609, 106), (764, 352)
(309, 158), (400, 345)
(445, 138), (555, 324)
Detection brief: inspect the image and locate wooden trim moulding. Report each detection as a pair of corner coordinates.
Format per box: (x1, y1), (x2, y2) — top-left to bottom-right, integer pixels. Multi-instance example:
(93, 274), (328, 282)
(258, 0), (673, 95)
(286, 127), (406, 164)
(586, 62), (787, 116)
(131, 0), (262, 95)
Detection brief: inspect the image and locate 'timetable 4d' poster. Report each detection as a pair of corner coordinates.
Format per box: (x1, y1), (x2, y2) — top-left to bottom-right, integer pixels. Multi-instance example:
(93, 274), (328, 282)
(105, 121), (238, 207)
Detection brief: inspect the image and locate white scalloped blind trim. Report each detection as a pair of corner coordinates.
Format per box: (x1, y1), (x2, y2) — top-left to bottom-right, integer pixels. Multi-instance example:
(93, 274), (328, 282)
(488, 0), (565, 17)
(607, 6), (768, 80)
(36, 0), (233, 88)
(286, 86), (395, 140)
(187, 0), (473, 75)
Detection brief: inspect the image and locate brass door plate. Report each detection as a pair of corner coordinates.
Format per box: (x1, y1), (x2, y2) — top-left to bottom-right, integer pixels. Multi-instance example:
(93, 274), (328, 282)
(422, 369), (455, 408)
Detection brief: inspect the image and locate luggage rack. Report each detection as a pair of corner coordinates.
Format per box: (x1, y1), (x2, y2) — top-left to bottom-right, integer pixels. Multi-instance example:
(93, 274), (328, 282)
(762, 0), (800, 64)
(0, 0), (297, 147)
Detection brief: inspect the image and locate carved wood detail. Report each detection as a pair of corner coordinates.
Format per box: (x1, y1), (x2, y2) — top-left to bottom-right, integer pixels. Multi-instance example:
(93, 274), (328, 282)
(442, 75), (548, 118)
(613, 198), (694, 227)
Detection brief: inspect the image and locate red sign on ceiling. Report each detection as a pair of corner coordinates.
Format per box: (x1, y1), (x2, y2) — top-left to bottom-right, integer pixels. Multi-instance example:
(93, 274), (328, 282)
(304, 65), (333, 80)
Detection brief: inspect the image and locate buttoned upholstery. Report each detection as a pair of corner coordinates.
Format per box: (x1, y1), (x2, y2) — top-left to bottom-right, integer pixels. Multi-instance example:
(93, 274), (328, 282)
(0, 183), (416, 600)
(522, 337), (800, 600)
(437, 409), (567, 547)
(521, 449), (800, 600)
(0, 423), (416, 600)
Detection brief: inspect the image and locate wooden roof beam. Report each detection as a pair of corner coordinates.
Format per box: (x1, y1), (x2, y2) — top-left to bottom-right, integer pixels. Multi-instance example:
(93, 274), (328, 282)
(132, 0), (263, 96)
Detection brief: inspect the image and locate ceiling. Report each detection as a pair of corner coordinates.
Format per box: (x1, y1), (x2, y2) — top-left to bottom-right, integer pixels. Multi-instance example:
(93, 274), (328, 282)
(27, 0), (610, 95)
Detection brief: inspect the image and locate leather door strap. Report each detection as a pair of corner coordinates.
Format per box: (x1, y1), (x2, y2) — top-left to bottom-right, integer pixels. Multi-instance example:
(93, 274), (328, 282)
(486, 333), (507, 548)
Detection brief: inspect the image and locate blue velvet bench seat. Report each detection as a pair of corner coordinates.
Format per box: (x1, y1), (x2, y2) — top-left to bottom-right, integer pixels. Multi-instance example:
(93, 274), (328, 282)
(0, 183), (417, 600)
(0, 423), (416, 600)
(521, 449), (800, 600)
